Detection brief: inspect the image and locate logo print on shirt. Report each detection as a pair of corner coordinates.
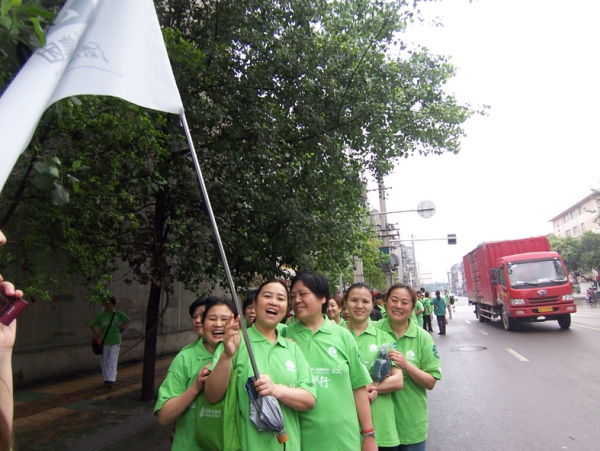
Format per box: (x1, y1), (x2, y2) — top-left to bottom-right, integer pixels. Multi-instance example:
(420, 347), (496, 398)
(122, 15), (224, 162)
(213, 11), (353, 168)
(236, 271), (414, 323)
(328, 346), (338, 357)
(370, 344), (379, 352)
(198, 407), (205, 417)
(406, 350), (416, 360)
(286, 360), (296, 372)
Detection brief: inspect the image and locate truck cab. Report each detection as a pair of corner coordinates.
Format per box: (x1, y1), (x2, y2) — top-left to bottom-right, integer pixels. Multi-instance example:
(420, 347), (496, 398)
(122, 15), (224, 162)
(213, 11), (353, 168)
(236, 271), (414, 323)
(490, 251), (576, 330)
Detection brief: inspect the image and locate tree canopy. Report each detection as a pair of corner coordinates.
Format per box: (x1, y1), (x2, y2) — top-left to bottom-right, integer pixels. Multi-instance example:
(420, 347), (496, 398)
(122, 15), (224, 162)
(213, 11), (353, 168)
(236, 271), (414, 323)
(0, 0), (481, 399)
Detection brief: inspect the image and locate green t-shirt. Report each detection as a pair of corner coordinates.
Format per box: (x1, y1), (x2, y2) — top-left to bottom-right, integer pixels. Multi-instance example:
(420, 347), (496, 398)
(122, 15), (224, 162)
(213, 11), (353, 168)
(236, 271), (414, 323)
(154, 339), (239, 451)
(423, 298), (432, 316)
(89, 310), (130, 345)
(415, 300), (424, 327)
(212, 325), (316, 451)
(342, 322), (400, 448)
(286, 316), (372, 451)
(181, 336), (202, 352)
(378, 304), (388, 319)
(375, 318), (442, 445)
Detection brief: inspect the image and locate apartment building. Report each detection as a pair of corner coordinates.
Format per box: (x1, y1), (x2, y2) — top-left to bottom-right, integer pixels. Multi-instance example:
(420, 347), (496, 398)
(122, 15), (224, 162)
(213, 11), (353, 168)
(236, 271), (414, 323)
(549, 192), (599, 237)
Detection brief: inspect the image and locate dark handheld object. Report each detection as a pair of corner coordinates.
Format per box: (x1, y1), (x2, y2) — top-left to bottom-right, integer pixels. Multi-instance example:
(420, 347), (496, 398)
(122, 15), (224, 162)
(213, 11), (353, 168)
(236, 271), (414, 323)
(371, 346), (392, 383)
(0, 290), (28, 326)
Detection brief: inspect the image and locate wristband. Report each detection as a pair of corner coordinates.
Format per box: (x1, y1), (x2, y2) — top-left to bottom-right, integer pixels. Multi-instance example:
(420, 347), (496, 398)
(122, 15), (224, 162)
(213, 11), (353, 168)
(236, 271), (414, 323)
(361, 429), (375, 438)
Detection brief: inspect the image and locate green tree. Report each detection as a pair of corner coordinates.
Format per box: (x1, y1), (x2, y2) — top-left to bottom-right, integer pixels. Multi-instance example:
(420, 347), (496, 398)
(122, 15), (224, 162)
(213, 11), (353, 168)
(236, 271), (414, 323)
(0, 0), (56, 89)
(1, 0), (481, 399)
(580, 231), (600, 279)
(548, 234), (582, 279)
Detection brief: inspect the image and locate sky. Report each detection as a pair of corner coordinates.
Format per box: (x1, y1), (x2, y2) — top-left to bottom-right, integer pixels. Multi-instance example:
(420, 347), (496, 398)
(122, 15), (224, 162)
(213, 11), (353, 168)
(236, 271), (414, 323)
(367, 0), (600, 283)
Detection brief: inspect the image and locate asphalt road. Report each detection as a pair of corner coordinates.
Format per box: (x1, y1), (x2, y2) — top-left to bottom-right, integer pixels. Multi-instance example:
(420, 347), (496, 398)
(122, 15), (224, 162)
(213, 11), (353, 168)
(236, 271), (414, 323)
(427, 297), (600, 451)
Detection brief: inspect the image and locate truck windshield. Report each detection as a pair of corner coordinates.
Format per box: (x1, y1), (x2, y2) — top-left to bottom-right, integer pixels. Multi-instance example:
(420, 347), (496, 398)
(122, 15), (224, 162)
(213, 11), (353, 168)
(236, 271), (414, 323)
(506, 259), (568, 287)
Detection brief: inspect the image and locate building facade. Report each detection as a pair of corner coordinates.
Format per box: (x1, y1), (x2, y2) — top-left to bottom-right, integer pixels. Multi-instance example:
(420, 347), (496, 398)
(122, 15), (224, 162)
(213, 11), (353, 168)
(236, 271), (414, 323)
(549, 193), (599, 237)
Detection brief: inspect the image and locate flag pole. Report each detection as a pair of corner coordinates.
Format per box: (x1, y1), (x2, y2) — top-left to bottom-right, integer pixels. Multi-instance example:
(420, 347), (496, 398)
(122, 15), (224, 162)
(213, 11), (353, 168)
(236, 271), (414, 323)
(179, 111), (260, 379)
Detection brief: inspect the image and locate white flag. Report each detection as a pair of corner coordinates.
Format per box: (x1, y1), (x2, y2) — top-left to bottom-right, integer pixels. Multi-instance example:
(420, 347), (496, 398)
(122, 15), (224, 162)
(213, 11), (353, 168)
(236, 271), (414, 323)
(0, 0), (183, 191)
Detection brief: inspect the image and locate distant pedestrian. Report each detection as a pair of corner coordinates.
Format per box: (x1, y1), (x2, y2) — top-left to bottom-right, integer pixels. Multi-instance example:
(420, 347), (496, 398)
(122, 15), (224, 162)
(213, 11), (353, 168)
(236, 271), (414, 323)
(444, 290), (453, 319)
(586, 287), (594, 304)
(431, 291), (447, 335)
(89, 297), (130, 388)
(422, 292), (434, 333)
(415, 293), (425, 328)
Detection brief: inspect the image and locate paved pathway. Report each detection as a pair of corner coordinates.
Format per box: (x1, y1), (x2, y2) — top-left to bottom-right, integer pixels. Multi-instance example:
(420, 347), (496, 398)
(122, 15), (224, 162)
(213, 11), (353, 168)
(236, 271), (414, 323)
(14, 355), (175, 451)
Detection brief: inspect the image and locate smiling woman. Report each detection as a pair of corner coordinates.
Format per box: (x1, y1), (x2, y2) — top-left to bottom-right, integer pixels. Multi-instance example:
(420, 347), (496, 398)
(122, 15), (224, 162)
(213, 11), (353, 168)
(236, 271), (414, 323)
(375, 284), (442, 451)
(205, 279), (316, 451)
(154, 297), (240, 451)
(286, 271), (377, 451)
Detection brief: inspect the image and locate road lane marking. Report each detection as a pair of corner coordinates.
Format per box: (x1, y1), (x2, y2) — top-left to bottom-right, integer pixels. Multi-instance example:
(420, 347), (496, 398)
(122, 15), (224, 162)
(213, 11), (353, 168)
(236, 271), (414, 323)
(505, 348), (529, 362)
(479, 329), (488, 335)
(572, 323), (600, 332)
(465, 320), (471, 324)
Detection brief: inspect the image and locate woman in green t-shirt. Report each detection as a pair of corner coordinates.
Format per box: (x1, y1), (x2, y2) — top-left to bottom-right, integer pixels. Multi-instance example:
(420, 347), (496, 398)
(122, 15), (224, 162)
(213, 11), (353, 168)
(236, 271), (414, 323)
(286, 271), (377, 451)
(343, 282), (404, 450)
(155, 297), (239, 451)
(206, 279), (316, 451)
(375, 284), (442, 451)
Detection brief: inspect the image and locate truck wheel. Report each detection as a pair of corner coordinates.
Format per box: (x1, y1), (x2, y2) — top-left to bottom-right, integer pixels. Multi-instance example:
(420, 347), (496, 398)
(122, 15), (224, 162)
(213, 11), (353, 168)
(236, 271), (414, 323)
(501, 306), (515, 331)
(476, 304), (485, 322)
(557, 314), (571, 330)
(476, 304), (489, 322)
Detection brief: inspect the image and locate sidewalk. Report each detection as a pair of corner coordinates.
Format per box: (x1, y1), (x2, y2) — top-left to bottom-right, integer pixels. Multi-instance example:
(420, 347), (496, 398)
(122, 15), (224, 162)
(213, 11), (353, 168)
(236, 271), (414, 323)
(13, 354), (176, 451)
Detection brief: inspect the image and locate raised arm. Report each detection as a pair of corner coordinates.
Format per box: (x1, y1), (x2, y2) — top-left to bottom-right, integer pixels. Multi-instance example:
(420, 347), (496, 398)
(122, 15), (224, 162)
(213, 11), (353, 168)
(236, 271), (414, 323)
(204, 315), (240, 404)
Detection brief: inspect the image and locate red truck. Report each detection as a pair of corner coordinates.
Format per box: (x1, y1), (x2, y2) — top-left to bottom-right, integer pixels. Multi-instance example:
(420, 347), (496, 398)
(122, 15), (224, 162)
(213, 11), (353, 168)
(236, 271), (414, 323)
(463, 236), (576, 330)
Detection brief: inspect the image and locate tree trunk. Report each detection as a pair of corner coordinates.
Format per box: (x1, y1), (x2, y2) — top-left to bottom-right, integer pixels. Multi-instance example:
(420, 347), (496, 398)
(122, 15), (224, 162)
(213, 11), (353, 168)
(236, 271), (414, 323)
(140, 191), (169, 402)
(140, 281), (162, 401)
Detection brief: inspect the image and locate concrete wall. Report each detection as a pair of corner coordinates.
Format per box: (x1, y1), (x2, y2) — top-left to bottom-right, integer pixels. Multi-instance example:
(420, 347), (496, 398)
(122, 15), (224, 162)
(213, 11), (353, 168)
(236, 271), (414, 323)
(12, 264), (225, 387)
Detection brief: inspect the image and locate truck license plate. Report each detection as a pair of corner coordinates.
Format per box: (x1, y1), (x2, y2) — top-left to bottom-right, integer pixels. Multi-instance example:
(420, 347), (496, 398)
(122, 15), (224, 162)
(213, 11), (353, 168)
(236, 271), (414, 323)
(538, 307), (554, 313)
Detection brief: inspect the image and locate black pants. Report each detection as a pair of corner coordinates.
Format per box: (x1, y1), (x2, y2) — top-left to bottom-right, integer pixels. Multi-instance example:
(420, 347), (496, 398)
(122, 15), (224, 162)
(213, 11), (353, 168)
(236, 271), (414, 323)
(423, 315), (433, 332)
(436, 315), (446, 335)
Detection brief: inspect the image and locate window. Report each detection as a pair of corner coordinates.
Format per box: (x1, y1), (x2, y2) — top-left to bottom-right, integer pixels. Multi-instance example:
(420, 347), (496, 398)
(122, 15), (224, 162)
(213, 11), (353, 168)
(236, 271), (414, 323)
(499, 267), (506, 285)
(566, 229), (571, 236)
(564, 214), (569, 223)
(581, 223), (586, 232)
(579, 206), (583, 215)
(571, 210), (576, 219)
(573, 226), (579, 236)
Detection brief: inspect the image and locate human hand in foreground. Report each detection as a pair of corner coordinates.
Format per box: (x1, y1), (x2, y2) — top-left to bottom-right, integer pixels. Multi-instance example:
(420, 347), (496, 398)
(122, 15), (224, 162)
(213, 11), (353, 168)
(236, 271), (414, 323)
(195, 364), (211, 392)
(223, 314), (240, 357)
(253, 374), (280, 398)
(387, 349), (408, 370)
(366, 383), (378, 403)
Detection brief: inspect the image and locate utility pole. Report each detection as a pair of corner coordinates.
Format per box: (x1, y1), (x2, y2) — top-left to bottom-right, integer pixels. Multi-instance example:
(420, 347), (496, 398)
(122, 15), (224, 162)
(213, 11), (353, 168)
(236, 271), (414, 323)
(411, 234), (420, 289)
(378, 175), (394, 289)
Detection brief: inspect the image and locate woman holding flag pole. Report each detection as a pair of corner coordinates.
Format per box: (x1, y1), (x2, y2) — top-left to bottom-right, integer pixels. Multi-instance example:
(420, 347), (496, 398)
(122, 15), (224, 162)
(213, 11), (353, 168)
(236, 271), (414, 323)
(205, 279), (316, 451)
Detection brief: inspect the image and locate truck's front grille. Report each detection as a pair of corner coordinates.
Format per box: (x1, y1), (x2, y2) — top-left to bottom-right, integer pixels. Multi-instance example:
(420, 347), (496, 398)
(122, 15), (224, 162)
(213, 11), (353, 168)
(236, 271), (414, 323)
(528, 296), (560, 304)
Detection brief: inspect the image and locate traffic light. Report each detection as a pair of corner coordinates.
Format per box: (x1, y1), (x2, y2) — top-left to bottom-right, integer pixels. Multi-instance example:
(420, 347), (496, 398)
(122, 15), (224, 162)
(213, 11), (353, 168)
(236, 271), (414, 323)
(447, 234), (457, 245)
